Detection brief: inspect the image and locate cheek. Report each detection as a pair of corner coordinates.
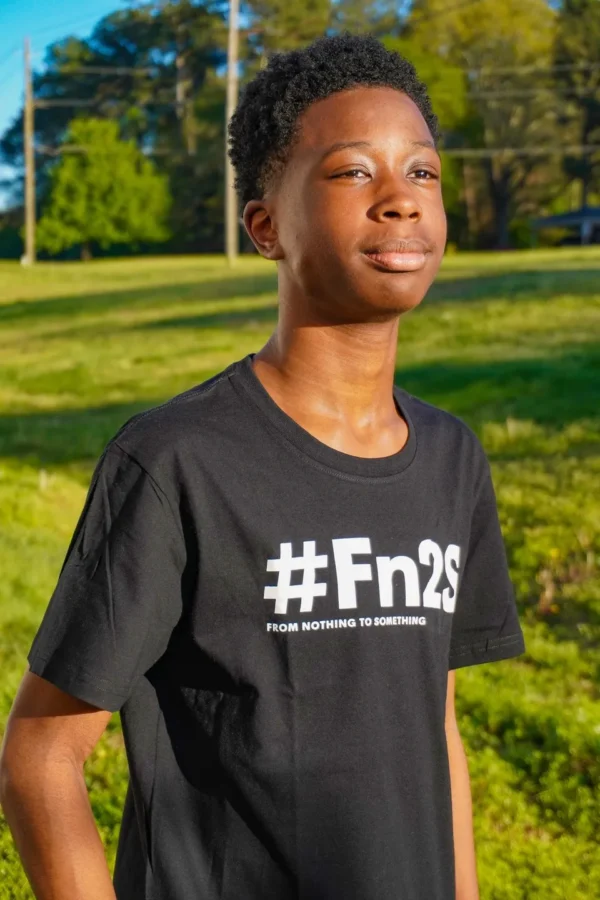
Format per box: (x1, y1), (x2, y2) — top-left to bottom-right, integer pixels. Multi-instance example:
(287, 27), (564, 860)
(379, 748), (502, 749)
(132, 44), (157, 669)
(291, 218), (355, 299)
(293, 197), (351, 266)
(430, 192), (447, 234)
(308, 201), (363, 269)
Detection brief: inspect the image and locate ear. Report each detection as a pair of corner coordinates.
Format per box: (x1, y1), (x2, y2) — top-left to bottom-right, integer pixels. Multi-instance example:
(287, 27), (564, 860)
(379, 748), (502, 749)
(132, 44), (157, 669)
(242, 200), (284, 261)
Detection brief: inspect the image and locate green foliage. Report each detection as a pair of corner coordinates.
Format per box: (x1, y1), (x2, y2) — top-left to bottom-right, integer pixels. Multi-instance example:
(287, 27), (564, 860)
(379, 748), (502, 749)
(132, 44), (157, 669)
(382, 36), (468, 134)
(5, 0), (600, 253)
(36, 119), (171, 257)
(1, 247), (600, 897)
(407, 0), (561, 249)
(246, 0), (330, 51)
(554, 0), (600, 204)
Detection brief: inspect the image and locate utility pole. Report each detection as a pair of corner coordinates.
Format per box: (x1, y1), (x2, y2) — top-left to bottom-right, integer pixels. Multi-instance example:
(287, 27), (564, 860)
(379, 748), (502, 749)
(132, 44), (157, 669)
(225, 0), (239, 266)
(175, 14), (196, 156)
(23, 36), (35, 265)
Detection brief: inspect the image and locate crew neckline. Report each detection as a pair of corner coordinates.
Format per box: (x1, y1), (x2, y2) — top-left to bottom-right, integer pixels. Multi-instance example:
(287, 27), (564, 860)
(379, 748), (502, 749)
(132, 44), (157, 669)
(230, 352), (418, 480)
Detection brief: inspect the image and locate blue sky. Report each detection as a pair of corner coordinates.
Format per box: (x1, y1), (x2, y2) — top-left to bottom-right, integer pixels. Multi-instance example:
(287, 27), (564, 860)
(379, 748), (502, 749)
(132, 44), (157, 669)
(0, 0), (119, 208)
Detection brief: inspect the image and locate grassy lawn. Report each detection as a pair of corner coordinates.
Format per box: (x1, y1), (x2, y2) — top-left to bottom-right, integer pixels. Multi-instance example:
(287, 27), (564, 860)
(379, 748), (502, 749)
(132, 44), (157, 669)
(1, 249), (599, 898)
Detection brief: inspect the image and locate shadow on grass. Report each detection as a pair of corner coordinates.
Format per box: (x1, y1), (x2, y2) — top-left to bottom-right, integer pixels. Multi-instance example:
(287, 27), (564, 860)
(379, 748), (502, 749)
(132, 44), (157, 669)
(1, 344), (598, 470)
(0, 271), (279, 325)
(396, 344), (600, 432)
(131, 303), (278, 331)
(0, 400), (156, 472)
(47, 266), (600, 336)
(425, 266), (600, 305)
(2, 266), (600, 330)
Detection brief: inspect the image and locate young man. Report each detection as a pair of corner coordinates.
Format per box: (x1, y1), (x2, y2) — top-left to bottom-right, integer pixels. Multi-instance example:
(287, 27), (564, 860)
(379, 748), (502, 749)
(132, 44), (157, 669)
(0, 32), (525, 900)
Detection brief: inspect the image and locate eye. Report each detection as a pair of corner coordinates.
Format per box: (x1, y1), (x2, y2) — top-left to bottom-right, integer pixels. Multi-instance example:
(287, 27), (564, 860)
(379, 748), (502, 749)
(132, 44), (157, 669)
(332, 169), (369, 179)
(412, 168), (438, 181)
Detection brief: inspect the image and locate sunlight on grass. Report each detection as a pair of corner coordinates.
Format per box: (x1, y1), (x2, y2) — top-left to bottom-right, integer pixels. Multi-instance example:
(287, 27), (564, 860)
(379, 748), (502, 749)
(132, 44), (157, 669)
(1, 249), (599, 897)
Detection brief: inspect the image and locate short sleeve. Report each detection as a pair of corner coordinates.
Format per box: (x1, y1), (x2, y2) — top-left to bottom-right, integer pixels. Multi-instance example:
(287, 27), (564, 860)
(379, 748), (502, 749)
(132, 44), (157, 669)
(27, 442), (187, 711)
(448, 451), (526, 670)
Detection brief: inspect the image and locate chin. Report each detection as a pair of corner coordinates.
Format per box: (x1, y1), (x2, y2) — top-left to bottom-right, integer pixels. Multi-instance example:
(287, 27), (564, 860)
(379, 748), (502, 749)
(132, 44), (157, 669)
(372, 295), (426, 317)
(358, 280), (430, 317)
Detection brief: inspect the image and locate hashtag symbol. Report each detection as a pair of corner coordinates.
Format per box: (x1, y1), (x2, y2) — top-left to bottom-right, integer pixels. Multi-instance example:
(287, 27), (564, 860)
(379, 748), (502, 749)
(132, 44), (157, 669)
(264, 541), (329, 614)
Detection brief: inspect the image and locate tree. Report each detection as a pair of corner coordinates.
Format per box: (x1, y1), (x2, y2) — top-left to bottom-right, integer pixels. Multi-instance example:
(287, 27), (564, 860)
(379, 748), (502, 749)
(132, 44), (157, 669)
(407, 0), (560, 249)
(36, 118), (172, 259)
(0, 3), (229, 163)
(244, 0), (330, 56)
(5, 0), (567, 253)
(554, 0), (600, 210)
(0, 3), (229, 251)
(379, 35), (470, 245)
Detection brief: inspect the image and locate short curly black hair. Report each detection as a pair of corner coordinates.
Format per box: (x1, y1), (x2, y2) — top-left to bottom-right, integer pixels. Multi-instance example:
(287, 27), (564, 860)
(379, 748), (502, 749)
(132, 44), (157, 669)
(227, 31), (440, 212)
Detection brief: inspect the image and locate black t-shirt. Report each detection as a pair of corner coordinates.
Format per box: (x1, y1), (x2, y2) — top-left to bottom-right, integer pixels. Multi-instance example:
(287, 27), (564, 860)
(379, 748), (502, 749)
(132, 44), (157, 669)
(27, 352), (526, 900)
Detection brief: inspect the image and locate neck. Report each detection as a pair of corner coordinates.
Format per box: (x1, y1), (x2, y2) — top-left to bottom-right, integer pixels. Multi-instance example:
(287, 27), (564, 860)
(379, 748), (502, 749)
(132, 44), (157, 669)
(252, 296), (401, 433)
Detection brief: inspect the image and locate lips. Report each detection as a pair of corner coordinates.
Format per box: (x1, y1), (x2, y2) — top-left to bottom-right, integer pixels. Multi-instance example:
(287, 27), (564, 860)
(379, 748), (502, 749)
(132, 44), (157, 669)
(362, 239), (430, 272)
(363, 251), (427, 272)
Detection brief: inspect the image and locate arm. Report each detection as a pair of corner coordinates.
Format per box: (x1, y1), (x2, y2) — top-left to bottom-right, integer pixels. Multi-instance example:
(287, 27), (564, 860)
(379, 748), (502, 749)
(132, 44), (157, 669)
(0, 666), (116, 900)
(445, 669), (480, 900)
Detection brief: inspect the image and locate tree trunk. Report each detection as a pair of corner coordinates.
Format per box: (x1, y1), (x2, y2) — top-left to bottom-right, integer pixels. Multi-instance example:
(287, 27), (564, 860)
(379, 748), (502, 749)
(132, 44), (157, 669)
(581, 174), (589, 210)
(494, 198), (511, 250)
(462, 159), (479, 249)
(485, 159), (512, 250)
(81, 242), (92, 261)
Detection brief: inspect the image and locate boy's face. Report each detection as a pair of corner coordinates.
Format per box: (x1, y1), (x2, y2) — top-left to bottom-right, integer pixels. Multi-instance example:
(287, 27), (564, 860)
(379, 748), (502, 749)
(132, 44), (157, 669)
(244, 85), (447, 321)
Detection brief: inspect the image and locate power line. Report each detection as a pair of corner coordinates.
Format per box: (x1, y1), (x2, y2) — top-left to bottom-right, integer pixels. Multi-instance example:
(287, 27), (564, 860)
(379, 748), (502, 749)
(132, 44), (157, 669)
(29, 12), (107, 40)
(0, 68), (21, 95)
(33, 98), (181, 110)
(33, 83), (597, 107)
(465, 86), (600, 99)
(410, 0), (484, 24)
(0, 46), (21, 95)
(34, 99), (99, 109)
(36, 143), (171, 156)
(31, 87), (600, 109)
(31, 58), (600, 85)
(471, 60), (600, 77)
(33, 139), (600, 159)
(50, 65), (160, 76)
(0, 43), (21, 73)
(442, 144), (600, 157)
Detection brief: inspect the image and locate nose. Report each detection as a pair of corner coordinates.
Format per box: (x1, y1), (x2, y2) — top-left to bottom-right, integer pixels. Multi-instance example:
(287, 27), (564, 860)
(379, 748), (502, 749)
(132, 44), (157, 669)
(369, 179), (422, 223)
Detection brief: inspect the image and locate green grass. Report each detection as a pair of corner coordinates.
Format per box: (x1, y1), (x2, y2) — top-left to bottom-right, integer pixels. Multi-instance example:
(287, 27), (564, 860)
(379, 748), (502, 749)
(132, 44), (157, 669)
(1, 249), (599, 898)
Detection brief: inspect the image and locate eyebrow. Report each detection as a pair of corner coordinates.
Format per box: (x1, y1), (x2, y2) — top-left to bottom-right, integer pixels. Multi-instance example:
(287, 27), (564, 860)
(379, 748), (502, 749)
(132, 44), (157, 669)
(320, 139), (438, 160)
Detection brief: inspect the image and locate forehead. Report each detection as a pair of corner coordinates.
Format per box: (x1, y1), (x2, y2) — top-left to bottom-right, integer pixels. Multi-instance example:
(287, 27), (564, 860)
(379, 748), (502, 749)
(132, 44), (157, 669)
(293, 86), (434, 157)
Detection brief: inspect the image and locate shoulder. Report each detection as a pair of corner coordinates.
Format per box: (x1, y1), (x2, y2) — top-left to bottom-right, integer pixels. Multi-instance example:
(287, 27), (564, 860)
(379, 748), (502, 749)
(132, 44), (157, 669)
(100, 359), (242, 486)
(398, 387), (489, 475)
